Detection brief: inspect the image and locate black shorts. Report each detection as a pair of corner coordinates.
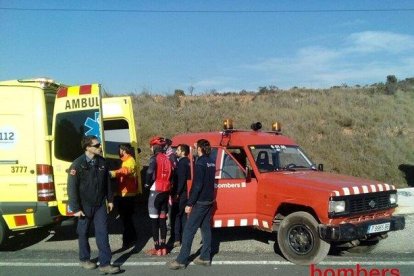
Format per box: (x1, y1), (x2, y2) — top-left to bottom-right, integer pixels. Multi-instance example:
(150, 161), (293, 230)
(148, 191), (169, 219)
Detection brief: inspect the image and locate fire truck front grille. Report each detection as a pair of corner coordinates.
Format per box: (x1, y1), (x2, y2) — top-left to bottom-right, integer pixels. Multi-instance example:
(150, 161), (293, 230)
(348, 192), (392, 214)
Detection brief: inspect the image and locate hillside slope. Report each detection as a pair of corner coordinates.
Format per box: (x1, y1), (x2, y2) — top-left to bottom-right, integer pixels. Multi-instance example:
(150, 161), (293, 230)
(128, 87), (414, 188)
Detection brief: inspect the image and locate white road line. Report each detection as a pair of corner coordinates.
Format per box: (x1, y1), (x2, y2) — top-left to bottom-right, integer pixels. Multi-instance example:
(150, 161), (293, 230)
(1, 260), (414, 266)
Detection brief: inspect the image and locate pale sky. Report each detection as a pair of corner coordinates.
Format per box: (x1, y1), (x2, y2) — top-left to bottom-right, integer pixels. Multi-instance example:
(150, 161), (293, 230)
(1, 1), (413, 94)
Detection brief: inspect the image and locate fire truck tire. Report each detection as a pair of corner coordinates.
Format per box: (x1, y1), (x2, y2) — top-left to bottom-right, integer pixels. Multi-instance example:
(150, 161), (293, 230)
(277, 211), (330, 265)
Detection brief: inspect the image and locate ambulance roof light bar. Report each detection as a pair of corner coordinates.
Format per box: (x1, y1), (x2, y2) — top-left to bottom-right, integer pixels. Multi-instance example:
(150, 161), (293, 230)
(18, 77), (58, 89)
(18, 77), (55, 83)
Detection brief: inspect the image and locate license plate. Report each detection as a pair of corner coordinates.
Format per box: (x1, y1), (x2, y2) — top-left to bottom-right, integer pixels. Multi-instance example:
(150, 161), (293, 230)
(367, 222), (391, 234)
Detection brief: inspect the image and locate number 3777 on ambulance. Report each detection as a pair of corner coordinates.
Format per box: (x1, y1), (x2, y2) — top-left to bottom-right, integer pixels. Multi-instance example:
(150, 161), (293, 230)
(0, 78), (141, 247)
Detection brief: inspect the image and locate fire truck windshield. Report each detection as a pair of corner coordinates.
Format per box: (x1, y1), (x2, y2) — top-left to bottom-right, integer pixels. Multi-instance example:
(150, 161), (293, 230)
(249, 145), (314, 173)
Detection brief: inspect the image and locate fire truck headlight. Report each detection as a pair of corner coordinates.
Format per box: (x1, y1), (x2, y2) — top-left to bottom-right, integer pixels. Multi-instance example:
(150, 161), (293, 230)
(329, 200), (346, 213)
(389, 193), (398, 205)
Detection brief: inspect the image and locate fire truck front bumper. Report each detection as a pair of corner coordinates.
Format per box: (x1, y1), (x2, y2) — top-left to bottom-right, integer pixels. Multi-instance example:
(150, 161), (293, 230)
(318, 215), (405, 242)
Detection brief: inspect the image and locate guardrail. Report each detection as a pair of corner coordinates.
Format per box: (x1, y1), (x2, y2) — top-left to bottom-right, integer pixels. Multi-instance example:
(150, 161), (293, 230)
(395, 187), (414, 215)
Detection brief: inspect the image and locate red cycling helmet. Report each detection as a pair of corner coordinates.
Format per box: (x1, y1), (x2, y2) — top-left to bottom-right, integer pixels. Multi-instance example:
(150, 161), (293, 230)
(149, 136), (165, 146)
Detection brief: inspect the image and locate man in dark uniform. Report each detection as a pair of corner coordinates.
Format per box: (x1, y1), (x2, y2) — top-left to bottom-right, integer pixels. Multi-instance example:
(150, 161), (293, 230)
(172, 144), (190, 247)
(67, 135), (120, 274)
(168, 139), (216, 269)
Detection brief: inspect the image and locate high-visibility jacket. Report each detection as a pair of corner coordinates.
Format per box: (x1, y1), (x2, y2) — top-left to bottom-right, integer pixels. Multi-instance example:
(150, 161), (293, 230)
(110, 154), (137, 197)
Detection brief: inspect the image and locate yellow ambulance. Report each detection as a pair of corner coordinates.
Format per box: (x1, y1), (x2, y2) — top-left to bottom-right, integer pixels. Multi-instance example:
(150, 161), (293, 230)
(0, 78), (141, 247)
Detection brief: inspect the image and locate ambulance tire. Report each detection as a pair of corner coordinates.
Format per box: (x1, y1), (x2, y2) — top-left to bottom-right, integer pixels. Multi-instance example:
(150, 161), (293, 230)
(0, 217), (8, 248)
(277, 211), (330, 265)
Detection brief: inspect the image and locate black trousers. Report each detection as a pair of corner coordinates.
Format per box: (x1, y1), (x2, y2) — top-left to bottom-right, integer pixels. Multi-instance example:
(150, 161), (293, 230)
(173, 196), (188, 242)
(115, 196), (137, 245)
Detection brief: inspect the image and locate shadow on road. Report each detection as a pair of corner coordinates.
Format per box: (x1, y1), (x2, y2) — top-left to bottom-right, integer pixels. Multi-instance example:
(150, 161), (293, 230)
(399, 164), (414, 187)
(0, 227), (52, 251)
(1, 197), (289, 264)
(207, 226), (279, 260)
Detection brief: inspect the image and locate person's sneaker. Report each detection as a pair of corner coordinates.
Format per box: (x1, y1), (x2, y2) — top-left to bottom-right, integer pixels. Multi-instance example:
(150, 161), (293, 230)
(79, 260), (97, 270)
(98, 265), (120, 274)
(167, 260), (185, 270)
(145, 248), (159, 256)
(193, 256), (211, 266)
(173, 241), (181, 248)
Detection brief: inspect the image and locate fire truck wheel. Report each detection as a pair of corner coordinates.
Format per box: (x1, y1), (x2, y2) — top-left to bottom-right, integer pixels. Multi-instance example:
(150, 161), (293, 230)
(277, 211), (330, 265)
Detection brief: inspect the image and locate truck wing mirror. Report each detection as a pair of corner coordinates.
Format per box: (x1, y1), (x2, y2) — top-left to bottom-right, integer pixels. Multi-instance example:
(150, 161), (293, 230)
(318, 164), (324, 171)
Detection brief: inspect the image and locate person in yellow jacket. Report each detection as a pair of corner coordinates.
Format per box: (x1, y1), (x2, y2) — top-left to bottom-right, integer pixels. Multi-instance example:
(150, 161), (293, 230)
(110, 143), (138, 249)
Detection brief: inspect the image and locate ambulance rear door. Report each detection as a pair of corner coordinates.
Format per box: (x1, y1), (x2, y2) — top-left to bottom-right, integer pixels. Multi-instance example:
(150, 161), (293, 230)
(102, 96), (141, 195)
(51, 84), (104, 216)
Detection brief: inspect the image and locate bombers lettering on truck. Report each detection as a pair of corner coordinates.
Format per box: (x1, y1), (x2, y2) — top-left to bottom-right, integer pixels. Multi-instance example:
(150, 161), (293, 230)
(215, 182), (247, 189)
(65, 97), (99, 110)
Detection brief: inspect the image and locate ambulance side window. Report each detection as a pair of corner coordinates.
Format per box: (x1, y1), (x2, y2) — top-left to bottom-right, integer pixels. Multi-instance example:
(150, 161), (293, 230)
(103, 119), (131, 170)
(221, 152), (245, 179)
(103, 119), (130, 156)
(54, 110), (98, 162)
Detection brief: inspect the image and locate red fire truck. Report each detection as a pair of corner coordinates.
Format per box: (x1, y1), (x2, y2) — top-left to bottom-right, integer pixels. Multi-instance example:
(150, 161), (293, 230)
(171, 119), (405, 265)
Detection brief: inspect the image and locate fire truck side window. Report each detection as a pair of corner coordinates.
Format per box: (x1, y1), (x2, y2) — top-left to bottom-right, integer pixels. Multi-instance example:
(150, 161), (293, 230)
(227, 148), (247, 168)
(221, 152), (245, 179)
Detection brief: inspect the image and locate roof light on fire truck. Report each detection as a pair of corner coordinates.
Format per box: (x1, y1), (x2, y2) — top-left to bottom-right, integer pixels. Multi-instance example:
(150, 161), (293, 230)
(272, 122), (282, 132)
(390, 193), (398, 205)
(251, 122), (262, 131)
(328, 200), (346, 213)
(223, 119), (233, 130)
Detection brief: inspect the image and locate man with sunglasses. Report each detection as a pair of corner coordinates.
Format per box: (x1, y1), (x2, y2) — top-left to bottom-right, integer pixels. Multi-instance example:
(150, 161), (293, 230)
(68, 135), (120, 274)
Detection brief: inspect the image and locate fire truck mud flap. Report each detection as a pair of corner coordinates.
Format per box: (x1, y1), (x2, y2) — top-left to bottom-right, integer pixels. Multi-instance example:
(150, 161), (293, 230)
(318, 215), (405, 242)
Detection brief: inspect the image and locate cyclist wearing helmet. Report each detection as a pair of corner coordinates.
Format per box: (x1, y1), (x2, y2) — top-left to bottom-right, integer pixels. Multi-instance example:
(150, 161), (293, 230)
(145, 136), (172, 256)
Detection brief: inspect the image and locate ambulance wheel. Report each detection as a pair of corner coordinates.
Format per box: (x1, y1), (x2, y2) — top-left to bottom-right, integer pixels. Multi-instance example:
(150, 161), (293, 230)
(277, 211), (330, 265)
(0, 218), (8, 248)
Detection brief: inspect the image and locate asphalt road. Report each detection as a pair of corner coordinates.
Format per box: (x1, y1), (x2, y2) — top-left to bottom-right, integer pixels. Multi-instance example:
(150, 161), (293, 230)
(1, 252), (414, 276)
(0, 209), (412, 276)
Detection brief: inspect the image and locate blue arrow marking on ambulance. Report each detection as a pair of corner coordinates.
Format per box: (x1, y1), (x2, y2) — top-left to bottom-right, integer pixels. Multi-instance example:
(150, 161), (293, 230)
(84, 112), (101, 140)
